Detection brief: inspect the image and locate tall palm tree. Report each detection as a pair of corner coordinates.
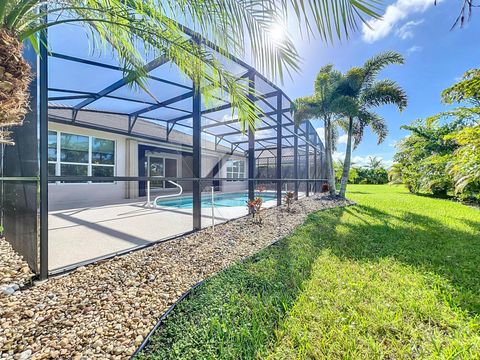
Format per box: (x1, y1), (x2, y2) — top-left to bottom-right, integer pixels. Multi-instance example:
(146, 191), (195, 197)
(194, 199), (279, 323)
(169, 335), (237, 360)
(0, 0), (380, 144)
(337, 51), (408, 198)
(293, 65), (345, 195)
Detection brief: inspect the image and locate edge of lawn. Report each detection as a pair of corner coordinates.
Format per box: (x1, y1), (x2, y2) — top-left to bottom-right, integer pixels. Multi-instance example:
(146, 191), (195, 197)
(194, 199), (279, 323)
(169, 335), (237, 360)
(132, 199), (356, 359)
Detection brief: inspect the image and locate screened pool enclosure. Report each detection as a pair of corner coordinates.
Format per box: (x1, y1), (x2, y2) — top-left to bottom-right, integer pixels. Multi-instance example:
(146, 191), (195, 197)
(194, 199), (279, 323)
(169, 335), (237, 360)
(1, 24), (326, 279)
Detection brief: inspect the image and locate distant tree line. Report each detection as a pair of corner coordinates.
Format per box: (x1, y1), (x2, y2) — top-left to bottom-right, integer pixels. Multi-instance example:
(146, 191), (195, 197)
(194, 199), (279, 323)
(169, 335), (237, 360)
(390, 69), (480, 203)
(334, 156), (389, 185)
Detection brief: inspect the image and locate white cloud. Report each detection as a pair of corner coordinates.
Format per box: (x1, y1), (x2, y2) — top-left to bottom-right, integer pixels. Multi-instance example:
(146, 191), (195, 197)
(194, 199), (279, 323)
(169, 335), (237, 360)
(333, 151), (345, 162)
(350, 155), (393, 168)
(395, 19), (424, 39)
(316, 128), (349, 146)
(387, 138), (399, 147)
(338, 133), (349, 144)
(351, 155), (372, 167)
(362, 0), (440, 43)
(406, 45), (423, 54)
(383, 159), (394, 168)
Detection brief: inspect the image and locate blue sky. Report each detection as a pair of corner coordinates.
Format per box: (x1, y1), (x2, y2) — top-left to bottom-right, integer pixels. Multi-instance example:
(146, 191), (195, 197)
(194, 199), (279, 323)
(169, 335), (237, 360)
(279, 0), (480, 167)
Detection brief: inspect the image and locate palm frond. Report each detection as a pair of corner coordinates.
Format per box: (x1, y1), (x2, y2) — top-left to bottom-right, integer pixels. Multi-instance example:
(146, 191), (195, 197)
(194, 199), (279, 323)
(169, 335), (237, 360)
(2, 0), (382, 132)
(358, 108), (386, 144)
(277, 0), (382, 43)
(314, 64), (343, 97)
(293, 95), (321, 124)
(361, 79), (408, 111)
(352, 119), (364, 147)
(362, 51), (404, 86)
(330, 94), (359, 117)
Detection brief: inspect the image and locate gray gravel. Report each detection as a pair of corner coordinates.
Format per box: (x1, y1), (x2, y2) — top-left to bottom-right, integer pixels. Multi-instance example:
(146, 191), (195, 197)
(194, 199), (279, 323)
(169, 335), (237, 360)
(0, 238), (34, 296)
(0, 195), (353, 359)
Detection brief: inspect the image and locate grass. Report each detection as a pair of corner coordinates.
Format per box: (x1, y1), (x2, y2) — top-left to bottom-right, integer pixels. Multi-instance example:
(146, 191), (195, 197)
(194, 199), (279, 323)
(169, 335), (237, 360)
(137, 185), (480, 359)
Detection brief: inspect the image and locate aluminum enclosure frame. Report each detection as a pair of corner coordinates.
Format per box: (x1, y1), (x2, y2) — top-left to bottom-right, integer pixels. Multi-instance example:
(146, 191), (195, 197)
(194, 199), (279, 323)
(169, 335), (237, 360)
(1, 24), (326, 279)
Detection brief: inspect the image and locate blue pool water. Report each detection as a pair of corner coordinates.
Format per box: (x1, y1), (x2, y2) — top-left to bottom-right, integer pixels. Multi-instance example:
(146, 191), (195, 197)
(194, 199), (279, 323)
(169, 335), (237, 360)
(156, 192), (277, 208)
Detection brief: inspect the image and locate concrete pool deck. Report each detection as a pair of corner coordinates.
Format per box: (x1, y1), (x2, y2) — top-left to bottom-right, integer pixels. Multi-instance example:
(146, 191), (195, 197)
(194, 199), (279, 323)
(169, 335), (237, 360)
(48, 195), (279, 271)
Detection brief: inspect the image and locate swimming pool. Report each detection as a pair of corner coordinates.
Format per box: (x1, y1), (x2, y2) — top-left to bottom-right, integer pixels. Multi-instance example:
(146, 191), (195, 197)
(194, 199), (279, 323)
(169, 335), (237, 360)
(156, 192), (277, 208)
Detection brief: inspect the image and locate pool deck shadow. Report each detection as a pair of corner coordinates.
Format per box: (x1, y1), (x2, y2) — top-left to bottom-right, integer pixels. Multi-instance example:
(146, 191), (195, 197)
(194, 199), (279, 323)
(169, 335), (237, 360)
(48, 200), (246, 271)
(48, 194), (282, 271)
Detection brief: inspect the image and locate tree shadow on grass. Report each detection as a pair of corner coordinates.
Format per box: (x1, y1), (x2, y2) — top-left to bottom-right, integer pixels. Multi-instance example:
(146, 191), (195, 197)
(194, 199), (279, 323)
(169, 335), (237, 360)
(139, 202), (480, 360)
(138, 210), (345, 360)
(323, 204), (480, 315)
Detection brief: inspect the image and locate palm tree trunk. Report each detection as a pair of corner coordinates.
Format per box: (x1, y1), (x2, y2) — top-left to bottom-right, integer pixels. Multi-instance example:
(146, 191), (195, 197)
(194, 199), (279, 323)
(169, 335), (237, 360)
(324, 120), (336, 195)
(339, 117), (354, 198)
(0, 28), (31, 144)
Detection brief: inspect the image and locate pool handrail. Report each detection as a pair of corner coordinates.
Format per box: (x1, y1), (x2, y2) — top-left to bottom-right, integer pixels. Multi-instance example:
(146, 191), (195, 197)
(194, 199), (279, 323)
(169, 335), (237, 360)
(145, 177), (183, 208)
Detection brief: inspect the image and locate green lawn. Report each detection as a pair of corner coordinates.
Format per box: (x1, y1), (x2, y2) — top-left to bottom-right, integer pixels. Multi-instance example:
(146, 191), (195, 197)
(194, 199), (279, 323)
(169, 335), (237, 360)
(138, 185), (480, 359)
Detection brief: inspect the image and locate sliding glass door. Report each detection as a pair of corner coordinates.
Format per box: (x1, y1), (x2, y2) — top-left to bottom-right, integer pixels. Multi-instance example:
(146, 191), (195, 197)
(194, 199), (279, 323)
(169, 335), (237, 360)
(146, 156), (178, 190)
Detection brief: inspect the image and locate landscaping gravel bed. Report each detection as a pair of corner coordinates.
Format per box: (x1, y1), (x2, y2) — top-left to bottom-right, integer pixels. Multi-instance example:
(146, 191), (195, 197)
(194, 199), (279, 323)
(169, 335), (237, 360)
(0, 195), (353, 359)
(0, 238), (35, 296)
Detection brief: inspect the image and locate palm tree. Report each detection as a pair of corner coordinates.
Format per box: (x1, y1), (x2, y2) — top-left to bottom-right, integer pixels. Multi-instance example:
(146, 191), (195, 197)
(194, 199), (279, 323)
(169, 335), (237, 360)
(388, 162), (403, 184)
(0, 0), (380, 144)
(367, 156), (383, 170)
(337, 51), (408, 198)
(293, 65), (344, 195)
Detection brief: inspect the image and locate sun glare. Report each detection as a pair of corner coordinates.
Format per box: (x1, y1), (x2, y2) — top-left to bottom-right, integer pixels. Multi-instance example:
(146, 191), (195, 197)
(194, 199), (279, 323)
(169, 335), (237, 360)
(268, 22), (287, 44)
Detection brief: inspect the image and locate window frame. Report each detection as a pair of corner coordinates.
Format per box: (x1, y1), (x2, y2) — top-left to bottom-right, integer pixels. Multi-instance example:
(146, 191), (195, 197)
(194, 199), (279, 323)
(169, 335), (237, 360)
(48, 130), (116, 185)
(145, 154), (180, 189)
(226, 159), (245, 182)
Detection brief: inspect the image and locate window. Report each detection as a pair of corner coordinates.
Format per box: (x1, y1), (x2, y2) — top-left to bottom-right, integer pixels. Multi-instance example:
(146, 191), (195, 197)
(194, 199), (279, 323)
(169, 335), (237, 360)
(226, 160), (245, 181)
(48, 131), (57, 180)
(91, 137), (115, 182)
(60, 133), (89, 182)
(48, 130), (115, 183)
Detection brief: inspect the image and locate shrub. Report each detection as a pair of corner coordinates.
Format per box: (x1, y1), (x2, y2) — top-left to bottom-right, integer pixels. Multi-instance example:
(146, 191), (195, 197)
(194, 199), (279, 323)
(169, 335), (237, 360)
(246, 197), (263, 223)
(321, 183), (329, 192)
(284, 191), (295, 212)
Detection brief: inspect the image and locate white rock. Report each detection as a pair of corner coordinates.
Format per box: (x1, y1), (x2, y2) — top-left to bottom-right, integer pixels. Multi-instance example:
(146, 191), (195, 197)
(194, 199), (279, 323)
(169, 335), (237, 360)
(6, 283), (20, 291)
(19, 349), (32, 360)
(0, 196), (348, 359)
(1, 286), (14, 296)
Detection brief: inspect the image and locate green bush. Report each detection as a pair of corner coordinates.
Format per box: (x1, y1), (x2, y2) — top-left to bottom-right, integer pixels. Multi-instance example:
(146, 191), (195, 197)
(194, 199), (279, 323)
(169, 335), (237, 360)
(355, 167), (388, 184)
(334, 159), (388, 185)
(447, 124), (480, 201)
(392, 114), (479, 202)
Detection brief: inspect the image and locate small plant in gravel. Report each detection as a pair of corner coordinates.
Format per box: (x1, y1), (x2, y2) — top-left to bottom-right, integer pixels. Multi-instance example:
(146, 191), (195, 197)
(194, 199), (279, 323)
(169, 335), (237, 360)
(284, 191), (295, 212)
(247, 197), (263, 223)
(321, 183), (330, 193)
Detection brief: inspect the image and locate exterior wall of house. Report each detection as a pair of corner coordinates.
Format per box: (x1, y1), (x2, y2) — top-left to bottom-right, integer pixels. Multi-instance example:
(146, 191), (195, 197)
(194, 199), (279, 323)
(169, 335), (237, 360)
(218, 155), (248, 192)
(48, 121), (249, 208)
(125, 138), (139, 198)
